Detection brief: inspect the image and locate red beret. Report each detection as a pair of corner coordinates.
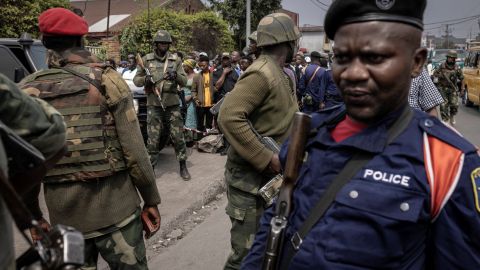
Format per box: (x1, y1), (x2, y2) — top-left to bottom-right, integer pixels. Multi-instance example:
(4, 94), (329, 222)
(39, 8), (88, 36)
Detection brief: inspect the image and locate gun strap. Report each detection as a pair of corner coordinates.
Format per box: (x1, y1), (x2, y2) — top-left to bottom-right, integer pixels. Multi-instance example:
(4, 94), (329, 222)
(60, 66), (106, 96)
(439, 65), (458, 91)
(156, 57), (169, 102)
(307, 66), (321, 86)
(280, 106), (413, 269)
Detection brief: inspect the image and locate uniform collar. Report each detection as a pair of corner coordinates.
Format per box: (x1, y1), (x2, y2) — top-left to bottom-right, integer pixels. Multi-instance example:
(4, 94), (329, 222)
(311, 106), (407, 153)
(47, 47), (99, 68)
(154, 51), (168, 61)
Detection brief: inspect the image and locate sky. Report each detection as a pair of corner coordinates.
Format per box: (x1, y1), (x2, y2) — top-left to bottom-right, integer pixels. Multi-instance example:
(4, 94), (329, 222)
(281, 0), (480, 38)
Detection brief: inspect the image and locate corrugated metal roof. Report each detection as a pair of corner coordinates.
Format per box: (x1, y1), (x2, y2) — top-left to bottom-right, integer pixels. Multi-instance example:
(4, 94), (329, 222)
(89, 14), (130, 33)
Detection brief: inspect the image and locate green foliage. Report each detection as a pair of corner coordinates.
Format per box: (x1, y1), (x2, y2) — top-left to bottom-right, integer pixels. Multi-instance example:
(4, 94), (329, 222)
(208, 0), (282, 48)
(120, 9), (234, 59)
(0, 0), (70, 38)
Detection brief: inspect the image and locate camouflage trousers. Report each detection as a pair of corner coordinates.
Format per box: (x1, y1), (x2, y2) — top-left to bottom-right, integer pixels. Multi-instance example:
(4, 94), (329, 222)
(82, 217), (147, 270)
(439, 88), (458, 122)
(147, 105), (187, 166)
(224, 164), (266, 270)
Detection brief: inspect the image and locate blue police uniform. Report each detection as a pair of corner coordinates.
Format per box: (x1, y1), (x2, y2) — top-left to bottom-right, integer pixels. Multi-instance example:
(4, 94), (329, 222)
(242, 106), (480, 269)
(298, 64), (326, 113)
(322, 70), (343, 108)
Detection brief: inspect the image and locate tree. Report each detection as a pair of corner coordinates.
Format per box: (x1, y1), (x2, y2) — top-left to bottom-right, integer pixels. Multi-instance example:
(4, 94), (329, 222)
(0, 0), (70, 38)
(207, 0), (282, 49)
(120, 9), (234, 59)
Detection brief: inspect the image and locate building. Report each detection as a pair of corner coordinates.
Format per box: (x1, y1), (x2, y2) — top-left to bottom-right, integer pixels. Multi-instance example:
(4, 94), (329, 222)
(70, 0), (205, 38)
(275, 8), (299, 27)
(69, 0), (205, 61)
(299, 25), (329, 53)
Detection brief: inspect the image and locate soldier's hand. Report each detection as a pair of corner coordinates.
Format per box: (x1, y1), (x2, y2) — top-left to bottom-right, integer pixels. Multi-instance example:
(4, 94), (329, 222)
(267, 154), (281, 174)
(142, 205), (161, 239)
(29, 217), (51, 242)
(195, 99), (202, 107)
(145, 75), (154, 88)
(319, 102), (325, 110)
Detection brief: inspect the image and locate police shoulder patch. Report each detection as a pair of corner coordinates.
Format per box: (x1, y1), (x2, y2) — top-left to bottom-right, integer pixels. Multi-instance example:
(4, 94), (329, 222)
(472, 167), (480, 213)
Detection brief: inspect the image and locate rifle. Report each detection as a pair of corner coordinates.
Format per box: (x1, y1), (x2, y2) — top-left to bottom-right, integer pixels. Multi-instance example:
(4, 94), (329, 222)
(0, 121), (84, 269)
(136, 53), (165, 111)
(262, 112), (311, 270)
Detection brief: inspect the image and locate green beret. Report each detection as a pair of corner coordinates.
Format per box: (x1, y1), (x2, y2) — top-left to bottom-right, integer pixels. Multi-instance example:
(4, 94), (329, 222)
(324, 0), (427, 39)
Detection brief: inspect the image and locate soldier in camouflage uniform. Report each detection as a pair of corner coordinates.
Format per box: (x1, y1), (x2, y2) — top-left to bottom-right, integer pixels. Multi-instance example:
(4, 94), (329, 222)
(19, 8), (161, 270)
(433, 50), (464, 125)
(218, 13), (300, 270)
(0, 73), (66, 270)
(133, 30), (191, 180)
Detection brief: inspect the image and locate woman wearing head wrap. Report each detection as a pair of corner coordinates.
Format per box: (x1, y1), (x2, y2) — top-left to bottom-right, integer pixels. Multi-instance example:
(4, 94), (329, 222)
(182, 59), (198, 145)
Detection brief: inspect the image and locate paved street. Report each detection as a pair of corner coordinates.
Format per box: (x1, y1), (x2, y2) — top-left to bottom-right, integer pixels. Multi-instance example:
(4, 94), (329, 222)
(149, 197), (230, 270)
(455, 105), (480, 146)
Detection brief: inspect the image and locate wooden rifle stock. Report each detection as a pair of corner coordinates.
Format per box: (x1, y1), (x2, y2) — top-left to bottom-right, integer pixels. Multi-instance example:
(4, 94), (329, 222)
(262, 112), (311, 270)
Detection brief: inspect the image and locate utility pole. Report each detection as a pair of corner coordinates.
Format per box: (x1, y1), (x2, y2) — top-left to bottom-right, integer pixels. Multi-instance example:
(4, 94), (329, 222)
(106, 0), (111, 38)
(246, 0), (251, 46)
(445, 24), (449, 48)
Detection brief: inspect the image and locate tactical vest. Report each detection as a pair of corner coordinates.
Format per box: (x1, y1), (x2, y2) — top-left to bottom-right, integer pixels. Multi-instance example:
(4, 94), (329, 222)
(434, 63), (462, 91)
(144, 52), (180, 107)
(22, 65), (127, 183)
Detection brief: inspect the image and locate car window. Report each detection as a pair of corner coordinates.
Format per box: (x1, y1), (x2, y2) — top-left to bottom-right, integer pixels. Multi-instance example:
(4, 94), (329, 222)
(0, 45), (28, 82)
(30, 44), (47, 70)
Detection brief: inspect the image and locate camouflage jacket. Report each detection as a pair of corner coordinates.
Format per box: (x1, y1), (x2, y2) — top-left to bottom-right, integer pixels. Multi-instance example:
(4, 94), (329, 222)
(0, 73), (66, 270)
(19, 48), (160, 205)
(433, 62), (464, 92)
(133, 51), (187, 107)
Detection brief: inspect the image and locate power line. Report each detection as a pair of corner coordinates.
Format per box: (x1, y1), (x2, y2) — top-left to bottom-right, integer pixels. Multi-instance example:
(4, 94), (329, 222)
(425, 14), (480, 26)
(309, 0), (327, 12)
(424, 16), (480, 31)
(314, 0), (330, 8)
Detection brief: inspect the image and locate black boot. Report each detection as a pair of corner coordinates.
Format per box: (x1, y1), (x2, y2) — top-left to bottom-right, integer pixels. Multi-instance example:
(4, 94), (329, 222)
(179, 160), (191, 180)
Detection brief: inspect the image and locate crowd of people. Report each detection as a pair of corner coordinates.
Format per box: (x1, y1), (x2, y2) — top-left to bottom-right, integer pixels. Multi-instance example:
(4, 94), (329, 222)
(2, 1), (480, 270)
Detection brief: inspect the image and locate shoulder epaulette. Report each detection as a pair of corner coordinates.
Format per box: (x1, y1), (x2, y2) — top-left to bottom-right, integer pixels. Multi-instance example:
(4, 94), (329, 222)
(145, 53), (155, 61)
(418, 116), (477, 154)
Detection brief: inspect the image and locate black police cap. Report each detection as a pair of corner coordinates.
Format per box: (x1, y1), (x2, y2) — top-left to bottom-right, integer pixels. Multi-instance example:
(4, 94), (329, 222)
(324, 0), (427, 40)
(310, 51), (322, 59)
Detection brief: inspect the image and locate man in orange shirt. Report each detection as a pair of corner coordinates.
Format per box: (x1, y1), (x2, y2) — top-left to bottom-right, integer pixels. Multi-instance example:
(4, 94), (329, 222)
(192, 55), (215, 133)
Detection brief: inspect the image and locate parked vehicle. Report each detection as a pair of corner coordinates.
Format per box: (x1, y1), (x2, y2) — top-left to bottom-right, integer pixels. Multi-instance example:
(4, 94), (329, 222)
(432, 49), (466, 70)
(463, 45), (480, 107)
(0, 33), (46, 82)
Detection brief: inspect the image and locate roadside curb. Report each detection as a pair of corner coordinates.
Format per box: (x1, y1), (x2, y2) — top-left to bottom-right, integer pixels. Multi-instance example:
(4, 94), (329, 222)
(163, 176), (225, 239)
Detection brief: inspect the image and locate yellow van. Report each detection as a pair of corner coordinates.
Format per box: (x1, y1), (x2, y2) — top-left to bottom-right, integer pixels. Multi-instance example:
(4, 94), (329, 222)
(463, 45), (480, 107)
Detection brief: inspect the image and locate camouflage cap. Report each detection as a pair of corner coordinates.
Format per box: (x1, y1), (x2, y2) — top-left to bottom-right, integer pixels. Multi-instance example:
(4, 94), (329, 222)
(153, 30), (172, 43)
(257, 13), (301, 47)
(447, 50), (457, 58)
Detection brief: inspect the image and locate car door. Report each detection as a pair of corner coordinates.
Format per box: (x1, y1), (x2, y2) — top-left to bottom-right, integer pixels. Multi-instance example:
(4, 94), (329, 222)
(0, 45), (29, 82)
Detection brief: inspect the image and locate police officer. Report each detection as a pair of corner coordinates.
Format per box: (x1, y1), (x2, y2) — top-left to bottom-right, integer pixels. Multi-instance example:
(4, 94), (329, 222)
(19, 8), (161, 269)
(433, 49), (464, 125)
(0, 73), (66, 270)
(218, 13), (300, 270)
(133, 30), (191, 180)
(243, 0), (480, 269)
(298, 51), (327, 113)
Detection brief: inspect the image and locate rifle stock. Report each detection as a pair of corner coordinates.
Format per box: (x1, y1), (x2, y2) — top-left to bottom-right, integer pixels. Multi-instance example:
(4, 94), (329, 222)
(262, 112), (311, 270)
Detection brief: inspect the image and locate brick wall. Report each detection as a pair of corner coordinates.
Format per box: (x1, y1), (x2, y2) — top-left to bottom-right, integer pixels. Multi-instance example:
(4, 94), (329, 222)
(102, 37), (121, 63)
